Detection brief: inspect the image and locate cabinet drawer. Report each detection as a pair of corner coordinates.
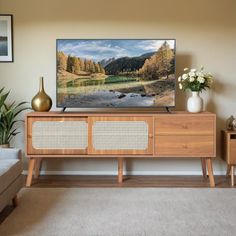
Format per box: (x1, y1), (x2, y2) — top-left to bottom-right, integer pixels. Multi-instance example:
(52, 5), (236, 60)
(155, 136), (214, 157)
(230, 140), (236, 164)
(155, 116), (214, 135)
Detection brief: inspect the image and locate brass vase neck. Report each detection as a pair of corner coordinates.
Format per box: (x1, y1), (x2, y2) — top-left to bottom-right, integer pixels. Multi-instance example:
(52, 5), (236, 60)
(39, 77), (45, 92)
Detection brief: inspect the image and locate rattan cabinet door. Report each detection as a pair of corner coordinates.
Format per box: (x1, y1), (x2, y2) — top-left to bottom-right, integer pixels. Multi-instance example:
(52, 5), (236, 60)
(89, 117), (153, 155)
(27, 117), (88, 155)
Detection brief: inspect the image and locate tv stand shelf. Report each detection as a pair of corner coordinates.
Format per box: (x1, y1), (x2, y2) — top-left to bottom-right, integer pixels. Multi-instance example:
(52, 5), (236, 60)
(25, 111), (216, 187)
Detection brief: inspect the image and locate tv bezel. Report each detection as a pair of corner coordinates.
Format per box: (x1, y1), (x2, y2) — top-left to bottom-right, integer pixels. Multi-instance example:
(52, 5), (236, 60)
(56, 38), (176, 109)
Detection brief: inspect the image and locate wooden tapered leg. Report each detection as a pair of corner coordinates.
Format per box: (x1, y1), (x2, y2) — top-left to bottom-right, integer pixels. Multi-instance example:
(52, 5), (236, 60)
(26, 158), (35, 187)
(201, 158), (207, 178)
(12, 195), (18, 207)
(206, 158), (215, 187)
(118, 158), (124, 183)
(34, 158), (42, 179)
(231, 166), (234, 187)
(226, 164), (231, 177)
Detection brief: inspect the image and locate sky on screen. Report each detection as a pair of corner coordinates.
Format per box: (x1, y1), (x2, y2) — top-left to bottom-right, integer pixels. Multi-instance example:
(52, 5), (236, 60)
(58, 39), (175, 62)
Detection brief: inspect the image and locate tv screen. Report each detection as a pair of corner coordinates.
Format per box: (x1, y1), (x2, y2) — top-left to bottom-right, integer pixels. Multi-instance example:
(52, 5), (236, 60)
(56, 39), (176, 108)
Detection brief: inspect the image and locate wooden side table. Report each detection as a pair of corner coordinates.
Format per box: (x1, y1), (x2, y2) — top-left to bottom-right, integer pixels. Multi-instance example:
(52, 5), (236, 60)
(222, 130), (236, 186)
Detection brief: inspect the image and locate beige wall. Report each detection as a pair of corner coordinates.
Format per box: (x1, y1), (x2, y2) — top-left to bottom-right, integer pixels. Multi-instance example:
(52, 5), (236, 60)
(0, 0), (235, 174)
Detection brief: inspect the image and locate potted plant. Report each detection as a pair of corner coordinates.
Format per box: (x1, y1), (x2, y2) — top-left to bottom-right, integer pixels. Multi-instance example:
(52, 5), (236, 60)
(178, 66), (214, 113)
(0, 88), (29, 147)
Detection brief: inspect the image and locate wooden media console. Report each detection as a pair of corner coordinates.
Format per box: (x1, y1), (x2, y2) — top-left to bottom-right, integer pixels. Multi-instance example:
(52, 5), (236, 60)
(25, 111), (216, 187)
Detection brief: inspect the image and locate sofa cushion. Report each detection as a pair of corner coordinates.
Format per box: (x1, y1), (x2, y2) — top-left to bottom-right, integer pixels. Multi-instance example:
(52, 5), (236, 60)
(0, 159), (23, 194)
(0, 148), (21, 160)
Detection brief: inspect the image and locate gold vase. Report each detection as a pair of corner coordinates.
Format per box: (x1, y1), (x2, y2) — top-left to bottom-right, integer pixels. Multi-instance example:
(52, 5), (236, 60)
(31, 77), (52, 112)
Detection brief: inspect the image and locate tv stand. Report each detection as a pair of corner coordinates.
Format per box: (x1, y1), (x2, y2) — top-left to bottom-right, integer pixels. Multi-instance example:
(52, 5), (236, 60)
(61, 107), (66, 112)
(25, 111), (216, 187)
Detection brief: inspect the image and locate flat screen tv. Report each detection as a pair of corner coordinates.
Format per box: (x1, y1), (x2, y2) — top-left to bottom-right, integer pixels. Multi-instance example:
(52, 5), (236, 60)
(56, 39), (176, 108)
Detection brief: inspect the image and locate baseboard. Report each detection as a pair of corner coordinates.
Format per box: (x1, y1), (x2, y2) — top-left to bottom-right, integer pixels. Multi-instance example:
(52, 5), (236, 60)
(22, 170), (225, 176)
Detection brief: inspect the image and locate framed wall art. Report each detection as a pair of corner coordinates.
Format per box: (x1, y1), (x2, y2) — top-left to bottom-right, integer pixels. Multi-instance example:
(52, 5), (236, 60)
(0, 14), (13, 62)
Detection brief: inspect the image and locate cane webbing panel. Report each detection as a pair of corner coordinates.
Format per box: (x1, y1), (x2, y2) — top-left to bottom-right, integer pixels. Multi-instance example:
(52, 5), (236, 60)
(93, 121), (148, 150)
(32, 121), (88, 149)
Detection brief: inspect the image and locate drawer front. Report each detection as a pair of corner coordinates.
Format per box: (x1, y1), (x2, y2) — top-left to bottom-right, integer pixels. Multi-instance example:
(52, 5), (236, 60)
(230, 140), (236, 164)
(27, 117), (88, 155)
(155, 116), (215, 135)
(155, 135), (214, 157)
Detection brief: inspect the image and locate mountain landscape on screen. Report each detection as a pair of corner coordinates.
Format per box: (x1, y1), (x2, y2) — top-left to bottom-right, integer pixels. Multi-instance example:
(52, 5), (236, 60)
(57, 39), (176, 108)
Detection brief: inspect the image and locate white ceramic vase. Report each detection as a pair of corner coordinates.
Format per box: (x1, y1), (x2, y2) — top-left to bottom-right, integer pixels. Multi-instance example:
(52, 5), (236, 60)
(187, 91), (203, 113)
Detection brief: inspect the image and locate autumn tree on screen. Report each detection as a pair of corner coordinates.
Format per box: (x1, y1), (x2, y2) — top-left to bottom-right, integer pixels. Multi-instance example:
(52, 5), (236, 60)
(139, 41), (174, 80)
(57, 51), (106, 75)
(57, 51), (67, 70)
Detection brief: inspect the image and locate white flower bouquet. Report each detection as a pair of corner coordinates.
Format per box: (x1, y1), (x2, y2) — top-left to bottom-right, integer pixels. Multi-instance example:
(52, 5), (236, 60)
(178, 66), (213, 92)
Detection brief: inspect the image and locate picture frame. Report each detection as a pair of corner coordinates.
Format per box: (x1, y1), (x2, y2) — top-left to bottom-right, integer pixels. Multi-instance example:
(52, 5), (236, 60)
(0, 14), (13, 62)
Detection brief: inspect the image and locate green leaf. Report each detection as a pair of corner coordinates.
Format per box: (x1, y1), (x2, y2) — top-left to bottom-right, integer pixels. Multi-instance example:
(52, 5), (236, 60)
(0, 91), (10, 109)
(14, 101), (28, 108)
(0, 88), (29, 145)
(14, 106), (30, 117)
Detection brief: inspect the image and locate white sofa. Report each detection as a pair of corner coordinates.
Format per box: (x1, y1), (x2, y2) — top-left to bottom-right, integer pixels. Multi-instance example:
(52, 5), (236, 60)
(0, 148), (23, 212)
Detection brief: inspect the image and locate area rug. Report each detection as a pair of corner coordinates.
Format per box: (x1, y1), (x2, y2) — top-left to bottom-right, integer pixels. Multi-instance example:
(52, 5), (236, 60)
(1, 188), (236, 236)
